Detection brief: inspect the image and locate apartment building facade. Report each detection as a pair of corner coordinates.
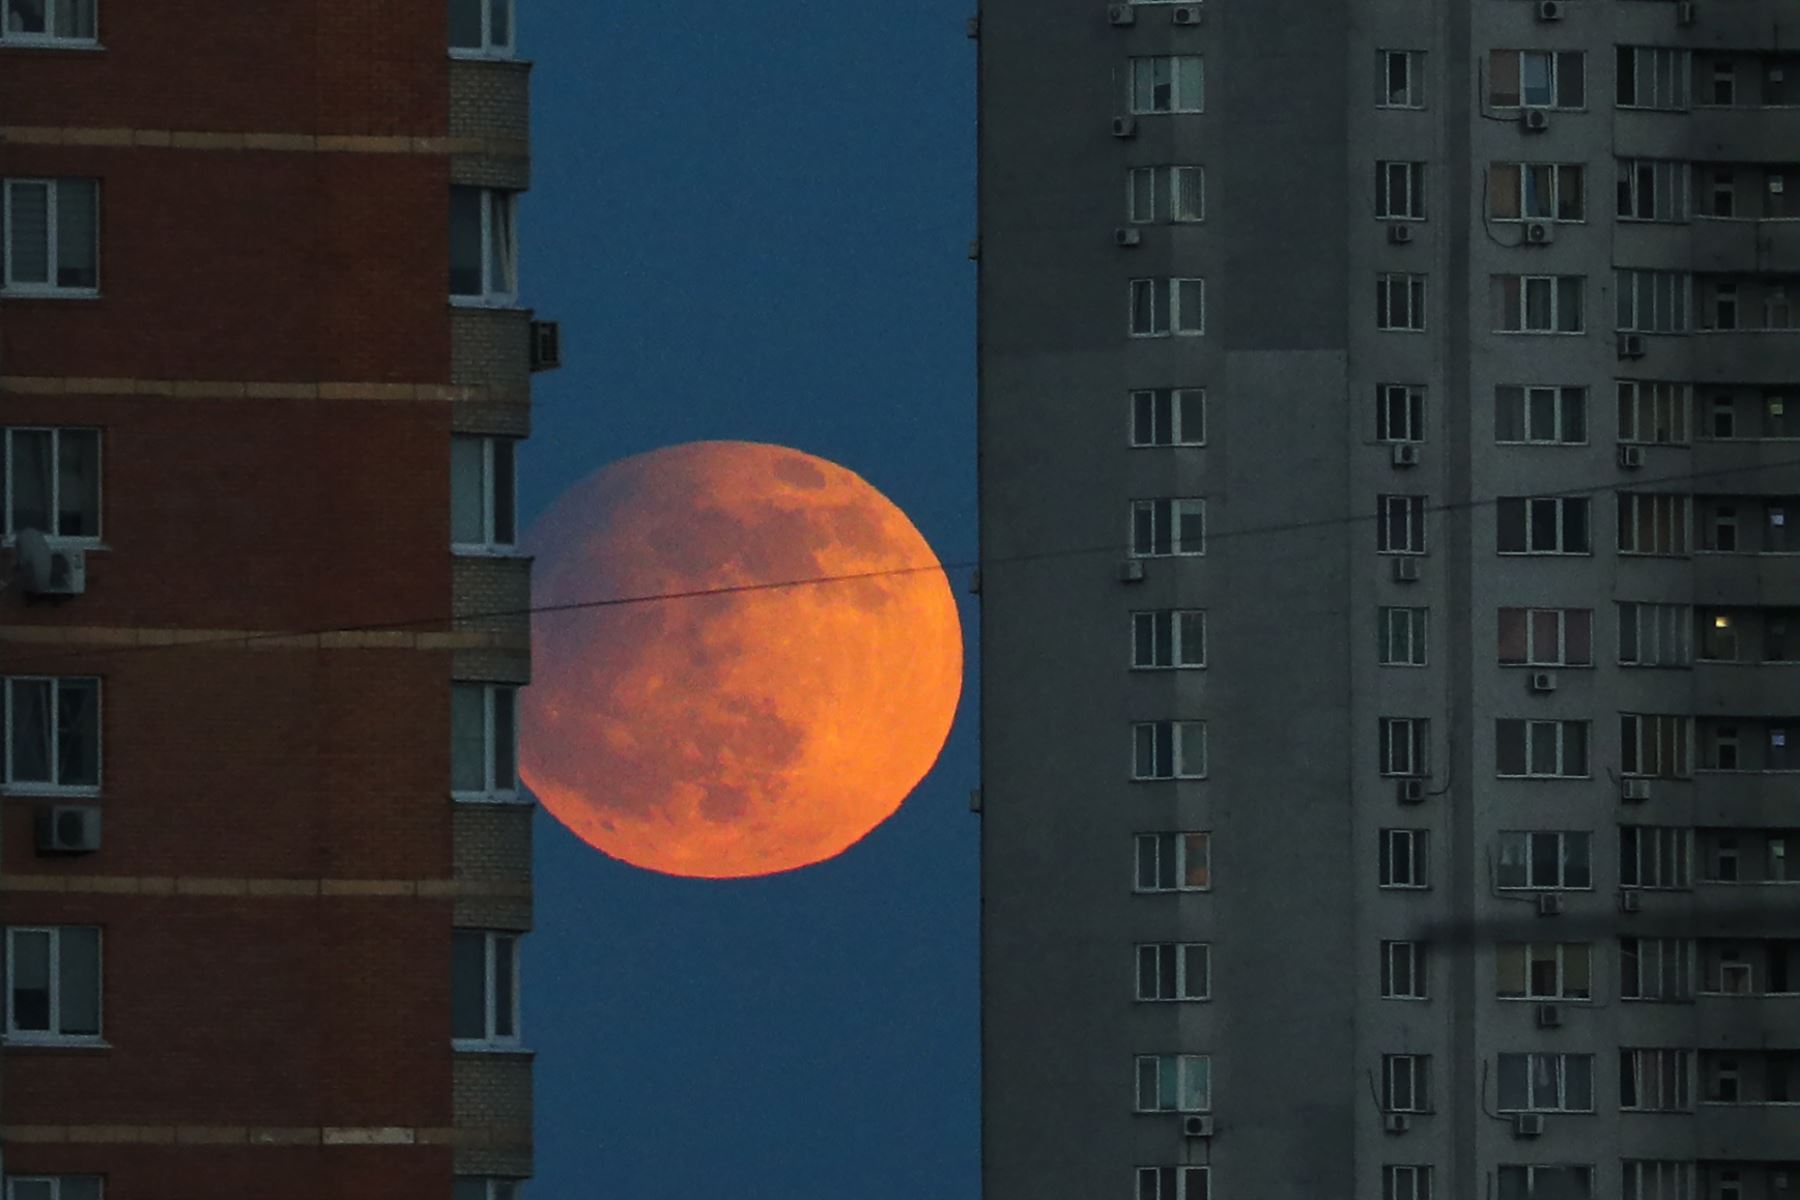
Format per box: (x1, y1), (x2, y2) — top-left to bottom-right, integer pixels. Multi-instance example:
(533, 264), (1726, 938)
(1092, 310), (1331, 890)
(0, 1), (548, 1196)
(977, 2), (1800, 1198)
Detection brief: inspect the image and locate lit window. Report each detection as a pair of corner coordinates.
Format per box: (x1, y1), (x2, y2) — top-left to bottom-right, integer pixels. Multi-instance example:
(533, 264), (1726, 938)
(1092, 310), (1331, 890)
(2, 677), (100, 794)
(1134, 1053), (1210, 1112)
(1133, 831), (1210, 893)
(1495, 941), (1592, 999)
(449, 187), (518, 303)
(1130, 389), (1205, 447)
(1131, 720), (1206, 780)
(2, 428), (101, 542)
(1, 178), (99, 295)
(4, 926), (101, 1042)
(451, 929), (520, 1047)
(0, 0), (96, 44)
(451, 682), (518, 800)
(448, 0), (513, 56)
(1129, 56), (1204, 114)
(450, 435), (517, 550)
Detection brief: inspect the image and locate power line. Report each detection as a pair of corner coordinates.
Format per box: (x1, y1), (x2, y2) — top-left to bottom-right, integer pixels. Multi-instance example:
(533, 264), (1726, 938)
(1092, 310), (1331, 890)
(11, 448), (1800, 665)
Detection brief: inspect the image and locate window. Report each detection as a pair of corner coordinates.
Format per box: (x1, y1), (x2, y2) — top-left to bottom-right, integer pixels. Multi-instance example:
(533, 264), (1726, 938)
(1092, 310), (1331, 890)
(1496, 942), (1592, 999)
(1495, 719), (1589, 778)
(1617, 46), (1692, 110)
(0, 0), (96, 42)
(1379, 719), (1429, 777)
(1711, 170), (1735, 218)
(1379, 608), (1429, 667)
(1621, 826), (1692, 889)
(1704, 836), (1739, 883)
(1618, 381), (1691, 445)
(1710, 60), (1737, 106)
(1496, 497), (1590, 555)
(1130, 278), (1205, 337)
(1129, 56), (1204, 114)
(451, 682), (518, 800)
(1496, 1166), (1593, 1200)
(1128, 166), (1205, 224)
(1497, 1052), (1595, 1112)
(2, 677), (100, 793)
(1135, 943), (1210, 1001)
(1705, 724), (1743, 771)
(1492, 275), (1584, 333)
(1383, 1165), (1432, 1200)
(1489, 163), (1585, 222)
(1617, 160), (1691, 223)
(1131, 610), (1206, 669)
(1498, 609), (1592, 667)
(1131, 498), (1205, 558)
(1496, 832), (1592, 891)
(1379, 828), (1429, 888)
(1131, 389), (1205, 447)
(1134, 1054), (1210, 1112)
(1379, 50), (1424, 109)
(449, 0), (513, 56)
(1704, 1055), (1741, 1103)
(2, 428), (100, 542)
(5, 1179), (104, 1200)
(1134, 831), (1211, 892)
(1377, 273), (1427, 331)
(449, 186), (517, 303)
(5, 926), (100, 1042)
(1621, 1161), (1696, 1200)
(1381, 941), (1427, 999)
(1132, 721), (1207, 780)
(1618, 494), (1691, 556)
(1621, 937), (1695, 1001)
(1621, 1049), (1692, 1111)
(1135, 1166), (1210, 1200)
(1377, 162), (1426, 220)
(1383, 1054), (1431, 1112)
(450, 435), (517, 551)
(1704, 947), (1754, 995)
(1619, 602), (1693, 666)
(1708, 283), (1739, 332)
(2, 178), (99, 295)
(1617, 270), (1690, 333)
(1378, 494), (1428, 554)
(1376, 384), (1426, 443)
(1495, 386), (1586, 444)
(1488, 50), (1586, 109)
(1702, 503), (1737, 553)
(451, 929), (519, 1047)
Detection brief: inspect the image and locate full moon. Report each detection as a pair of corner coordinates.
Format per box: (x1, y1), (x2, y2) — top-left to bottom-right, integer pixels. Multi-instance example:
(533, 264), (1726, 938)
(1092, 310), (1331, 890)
(519, 441), (963, 879)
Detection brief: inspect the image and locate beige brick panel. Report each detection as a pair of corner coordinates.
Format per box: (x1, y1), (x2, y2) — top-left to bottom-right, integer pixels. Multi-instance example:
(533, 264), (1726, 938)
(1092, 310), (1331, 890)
(450, 307), (533, 437)
(450, 153), (530, 191)
(451, 646), (532, 684)
(453, 1054), (533, 1127)
(455, 1145), (534, 1179)
(452, 556), (532, 639)
(453, 806), (533, 886)
(449, 60), (532, 145)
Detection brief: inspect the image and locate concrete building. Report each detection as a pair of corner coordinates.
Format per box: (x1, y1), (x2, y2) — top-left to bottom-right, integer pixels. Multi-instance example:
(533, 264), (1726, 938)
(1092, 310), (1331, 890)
(976, 2), (1800, 1198)
(0, 1), (549, 1195)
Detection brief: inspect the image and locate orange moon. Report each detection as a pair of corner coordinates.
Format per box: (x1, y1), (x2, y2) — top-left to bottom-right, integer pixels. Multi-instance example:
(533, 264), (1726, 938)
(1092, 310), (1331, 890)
(519, 441), (963, 879)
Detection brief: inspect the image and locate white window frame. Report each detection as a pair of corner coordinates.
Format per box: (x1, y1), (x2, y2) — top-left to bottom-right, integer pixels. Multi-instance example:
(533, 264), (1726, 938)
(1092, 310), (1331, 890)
(1383, 1054), (1430, 1113)
(1494, 385), (1587, 445)
(1495, 1166), (1595, 1200)
(1377, 273), (1427, 331)
(1488, 49), (1587, 110)
(1129, 56), (1205, 115)
(1621, 1160), (1696, 1200)
(1496, 1052), (1595, 1112)
(453, 1181), (520, 1200)
(449, 186), (518, 306)
(4, 1178), (105, 1200)
(2, 676), (101, 795)
(1621, 826), (1693, 889)
(1379, 828), (1430, 889)
(1381, 940), (1428, 999)
(448, 0), (515, 58)
(1618, 493), (1692, 556)
(1134, 942), (1210, 1002)
(0, 0), (97, 46)
(1133, 831), (1211, 893)
(1495, 830), (1593, 891)
(1131, 720), (1207, 781)
(1376, 383), (1426, 443)
(1133, 1166), (1210, 1200)
(1618, 381), (1691, 445)
(450, 681), (519, 802)
(450, 434), (517, 552)
(1, 177), (100, 297)
(1493, 274), (1585, 334)
(1620, 1049), (1693, 1111)
(2, 427), (102, 544)
(1617, 269), (1691, 334)
(1383, 1164), (1432, 1200)
(1618, 159), (1691, 223)
(1620, 714), (1693, 780)
(4, 925), (101, 1044)
(1495, 718), (1590, 779)
(1130, 388), (1206, 447)
(1129, 277), (1205, 338)
(1127, 165), (1205, 224)
(451, 928), (520, 1049)
(1497, 607), (1593, 667)
(1621, 937), (1695, 1001)
(1379, 718), (1429, 777)
(1134, 1053), (1211, 1113)
(1376, 161), (1426, 221)
(1377, 494), (1428, 554)
(1496, 941), (1593, 1000)
(1619, 602), (1693, 667)
(1378, 607), (1429, 667)
(1496, 496), (1590, 555)
(1378, 50), (1425, 110)
(1130, 497), (1205, 558)
(1489, 162), (1586, 223)
(1130, 609), (1206, 670)
(1617, 45), (1692, 111)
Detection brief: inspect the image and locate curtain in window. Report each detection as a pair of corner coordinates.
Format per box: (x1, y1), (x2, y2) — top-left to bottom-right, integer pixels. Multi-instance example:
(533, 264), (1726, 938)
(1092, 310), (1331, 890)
(9, 429), (54, 533)
(6, 182), (50, 285)
(56, 679), (99, 787)
(9, 929), (51, 1030)
(55, 179), (97, 288)
(5, 0), (47, 35)
(57, 429), (100, 537)
(7, 679), (52, 783)
(57, 926), (100, 1035)
(487, 191), (514, 296)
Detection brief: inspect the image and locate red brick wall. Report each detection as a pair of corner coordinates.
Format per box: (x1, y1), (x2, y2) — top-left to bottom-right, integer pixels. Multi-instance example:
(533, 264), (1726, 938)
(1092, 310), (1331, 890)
(1, 1145), (451, 1200)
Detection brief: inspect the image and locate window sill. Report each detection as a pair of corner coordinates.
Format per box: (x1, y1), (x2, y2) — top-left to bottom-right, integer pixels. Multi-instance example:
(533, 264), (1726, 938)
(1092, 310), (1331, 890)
(451, 546), (531, 561)
(449, 296), (525, 312)
(448, 49), (530, 65)
(451, 1041), (531, 1056)
(3, 1036), (110, 1050)
(451, 792), (532, 807)
(0, 536), (107, 551)
(1, 786), (101, 800)
(0, 288), (102, 301)
(0, 39), (103, 51)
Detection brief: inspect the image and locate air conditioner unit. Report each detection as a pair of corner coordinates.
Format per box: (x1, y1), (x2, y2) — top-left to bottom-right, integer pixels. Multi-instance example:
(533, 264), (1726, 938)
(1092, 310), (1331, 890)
(1529, 670), (1558, 693)
(1617, 333), (1647, 359)
(1107, 2), (1136, 24)
(13, 528), (87, 598)
(34, 804), (100, 855)
(1181, 1114), (1215, 1139)
(1621, 777), (1652, 802)
(1536, 0), (1563, 21)
(1677, 0), (1696, 25)
(1391, 556), (1422, 583)
(1171, 3), (1204, 25)
(1120, 559), (1147, 583)
(1524, 221), (1554, 245)
(1384, 1113), (1411, 1134)
(1115, 227), (1143, 247)
(1512, 1112), (1547, 1138)
(1618, 889), (1643, 913)
(1397, 778), (1427, 805)
(1112, 115), (1138, 139)
(1537, 892), (1566, 917)
(1522, 109), (1551, 132)
(528, 319), (562, 372)
(1618, 444), (1647, 469)
(1535, 1003), (1563, 1029)
(1391, 443), (1421, 468)
(1388, 223), (1415, 245)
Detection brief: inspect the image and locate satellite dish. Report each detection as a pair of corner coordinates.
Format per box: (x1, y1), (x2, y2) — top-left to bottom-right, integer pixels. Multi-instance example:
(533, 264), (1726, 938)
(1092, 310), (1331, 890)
(14, 528), (54, 593)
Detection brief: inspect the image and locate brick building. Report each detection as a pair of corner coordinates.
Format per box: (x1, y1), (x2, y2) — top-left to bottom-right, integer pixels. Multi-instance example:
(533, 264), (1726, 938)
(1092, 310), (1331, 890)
(0, 2), (548, 1196)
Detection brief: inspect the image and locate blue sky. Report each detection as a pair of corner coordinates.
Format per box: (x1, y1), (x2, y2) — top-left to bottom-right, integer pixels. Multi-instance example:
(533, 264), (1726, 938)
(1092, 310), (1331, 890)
(516, 1), (978, 1195)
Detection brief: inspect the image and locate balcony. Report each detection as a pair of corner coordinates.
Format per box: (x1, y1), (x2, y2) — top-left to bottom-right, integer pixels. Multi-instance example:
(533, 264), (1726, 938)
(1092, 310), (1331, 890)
(1693, 551), (1800, 605)
(1696, 993), (1800, 1045)
(1693, 770), (1800, 825)
(1683, 107), (1800, 162)
(1613, 0), (1793, 50)
(1692, 439), (1800, 494)
(1685, 219), (1800, 273)
(1687, 332), (1800, 384)
(1696, 1102), (1800, 1159)
(1692, 662), (1800, 715)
